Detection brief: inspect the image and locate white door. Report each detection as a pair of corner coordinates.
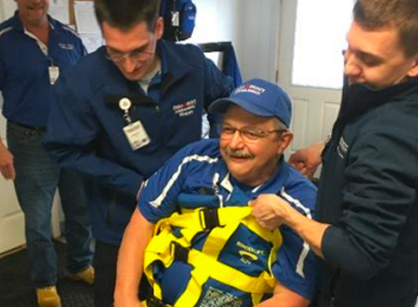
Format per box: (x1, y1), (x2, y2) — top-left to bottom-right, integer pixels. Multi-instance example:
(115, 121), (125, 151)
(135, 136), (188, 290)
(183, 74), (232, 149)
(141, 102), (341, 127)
(277, 0), (354, 153)
(0, 111), (25, 254)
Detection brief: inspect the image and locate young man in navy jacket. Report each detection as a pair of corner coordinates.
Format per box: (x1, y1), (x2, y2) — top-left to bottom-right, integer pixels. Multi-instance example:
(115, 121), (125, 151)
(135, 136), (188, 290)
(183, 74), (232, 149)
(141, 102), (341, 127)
(253, 0), (418, 306)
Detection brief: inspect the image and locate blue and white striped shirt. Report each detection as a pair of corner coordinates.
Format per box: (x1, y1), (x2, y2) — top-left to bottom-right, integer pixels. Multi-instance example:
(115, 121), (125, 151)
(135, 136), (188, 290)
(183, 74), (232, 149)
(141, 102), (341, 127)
(139, 139), (318, 302)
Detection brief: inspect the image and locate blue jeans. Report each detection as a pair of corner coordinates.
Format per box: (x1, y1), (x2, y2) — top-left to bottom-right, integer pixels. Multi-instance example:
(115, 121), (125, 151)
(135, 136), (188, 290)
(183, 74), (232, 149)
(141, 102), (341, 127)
(7, 122), (93, 287)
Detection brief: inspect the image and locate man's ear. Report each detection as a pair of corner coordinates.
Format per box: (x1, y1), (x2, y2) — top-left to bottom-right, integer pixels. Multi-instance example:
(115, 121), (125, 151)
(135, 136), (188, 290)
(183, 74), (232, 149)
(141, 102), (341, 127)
(278, 131), (294, 153)
(155, 16), (164, 40)
(407, 53), (418, 78)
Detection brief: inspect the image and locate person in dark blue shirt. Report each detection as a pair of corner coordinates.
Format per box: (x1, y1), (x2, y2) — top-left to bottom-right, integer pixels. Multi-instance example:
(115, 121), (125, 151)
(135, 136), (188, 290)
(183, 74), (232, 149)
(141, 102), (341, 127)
(0, 1), (93, 307)
(42, 0), (233, 306)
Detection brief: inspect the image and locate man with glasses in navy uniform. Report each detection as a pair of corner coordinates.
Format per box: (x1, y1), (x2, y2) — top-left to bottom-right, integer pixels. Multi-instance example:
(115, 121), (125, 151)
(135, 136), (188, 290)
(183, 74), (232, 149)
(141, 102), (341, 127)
(43, 0), (232, 306)
(114, 79), (317, 307)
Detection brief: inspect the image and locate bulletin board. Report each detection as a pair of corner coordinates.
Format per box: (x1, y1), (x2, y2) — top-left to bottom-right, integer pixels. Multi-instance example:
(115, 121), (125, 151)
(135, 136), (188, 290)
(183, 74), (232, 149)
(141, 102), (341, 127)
(69, 0), (93, 26)
(67, 0), (103, 53)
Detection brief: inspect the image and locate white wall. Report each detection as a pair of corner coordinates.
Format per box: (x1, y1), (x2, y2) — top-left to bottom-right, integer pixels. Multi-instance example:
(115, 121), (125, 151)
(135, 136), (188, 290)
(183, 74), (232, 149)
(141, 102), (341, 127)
(234, 0), (280, 82)
(0, 0), (17, 134)
(186, 0), (237, 44)
(189, 0), (280, 82)
(0, 0), (17, 22)
(0, 0), (16, 134)
(0, 0), (17, 109)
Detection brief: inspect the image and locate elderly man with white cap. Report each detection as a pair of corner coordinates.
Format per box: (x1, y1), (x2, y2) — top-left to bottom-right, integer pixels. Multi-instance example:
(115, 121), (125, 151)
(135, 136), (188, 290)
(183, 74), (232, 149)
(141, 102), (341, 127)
(114, 79), (318, 307)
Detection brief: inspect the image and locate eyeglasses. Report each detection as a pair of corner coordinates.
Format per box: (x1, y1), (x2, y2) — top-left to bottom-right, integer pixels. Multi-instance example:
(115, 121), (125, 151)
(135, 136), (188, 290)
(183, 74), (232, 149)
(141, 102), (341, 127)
(218, 125), (287, 143)
(106, 35), (156, 63)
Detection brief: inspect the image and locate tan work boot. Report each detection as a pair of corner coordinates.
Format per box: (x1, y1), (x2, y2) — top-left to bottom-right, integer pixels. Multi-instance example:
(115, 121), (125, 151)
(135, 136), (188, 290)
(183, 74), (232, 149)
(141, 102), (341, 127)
(69, 265), (94, 285)
(36, 286), (61, 307)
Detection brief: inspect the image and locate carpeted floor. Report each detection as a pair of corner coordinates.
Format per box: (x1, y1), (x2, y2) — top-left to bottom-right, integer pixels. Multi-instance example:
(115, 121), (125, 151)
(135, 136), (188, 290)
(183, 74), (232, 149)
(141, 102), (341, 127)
(0, 240), (94, 307)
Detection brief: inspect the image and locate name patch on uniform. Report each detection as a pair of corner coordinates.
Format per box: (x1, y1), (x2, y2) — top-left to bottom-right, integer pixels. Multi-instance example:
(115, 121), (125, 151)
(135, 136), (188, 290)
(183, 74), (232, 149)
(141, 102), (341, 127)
(59, 43), (75, 50)
(173, 99), (196, 117)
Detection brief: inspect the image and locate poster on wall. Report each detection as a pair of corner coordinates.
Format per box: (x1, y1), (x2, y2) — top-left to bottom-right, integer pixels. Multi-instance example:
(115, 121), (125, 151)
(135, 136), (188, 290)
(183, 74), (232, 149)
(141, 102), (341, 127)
(74, 1), (100, 33)
(74, 1), (103, 53)
(49, 0), (70, 24)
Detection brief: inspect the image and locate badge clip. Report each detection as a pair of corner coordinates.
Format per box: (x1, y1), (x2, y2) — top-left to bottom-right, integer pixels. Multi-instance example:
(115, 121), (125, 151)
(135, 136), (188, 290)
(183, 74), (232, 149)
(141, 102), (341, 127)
(119, 97), (133, 124)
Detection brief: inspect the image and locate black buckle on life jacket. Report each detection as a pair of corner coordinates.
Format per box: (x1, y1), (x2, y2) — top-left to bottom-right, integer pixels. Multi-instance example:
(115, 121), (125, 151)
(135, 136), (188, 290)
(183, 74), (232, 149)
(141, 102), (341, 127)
(199, 208), (220, 230)
(170, 241), (189, 263)
(147, 296), (170, 307)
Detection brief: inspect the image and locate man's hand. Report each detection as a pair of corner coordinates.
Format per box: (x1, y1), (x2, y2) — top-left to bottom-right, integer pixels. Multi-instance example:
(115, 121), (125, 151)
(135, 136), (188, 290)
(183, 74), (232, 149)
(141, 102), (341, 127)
(250, 194), (292, 230)
(114, 208), (155, 307)
(255, 279), (310, 307)
(0, 145), (15, 180)
(252, 194), (329, 258)
(288, 142), (324, 179)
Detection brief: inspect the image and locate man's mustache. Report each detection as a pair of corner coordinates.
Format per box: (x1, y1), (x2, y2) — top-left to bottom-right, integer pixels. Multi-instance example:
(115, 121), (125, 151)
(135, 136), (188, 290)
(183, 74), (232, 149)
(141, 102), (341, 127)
(225, 149), (254, 159)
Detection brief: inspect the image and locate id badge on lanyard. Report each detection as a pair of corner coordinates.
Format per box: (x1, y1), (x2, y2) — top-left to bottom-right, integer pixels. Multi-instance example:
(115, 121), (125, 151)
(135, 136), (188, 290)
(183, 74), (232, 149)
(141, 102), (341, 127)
(48, 65), (60, 85)
(48, 56), (59, 85)
(25, 29), (59, 85)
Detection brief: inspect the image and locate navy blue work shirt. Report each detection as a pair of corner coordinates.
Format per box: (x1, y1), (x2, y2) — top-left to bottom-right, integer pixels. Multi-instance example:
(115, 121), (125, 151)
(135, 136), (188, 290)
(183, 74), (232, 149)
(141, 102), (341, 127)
(0, 12), (85, 127)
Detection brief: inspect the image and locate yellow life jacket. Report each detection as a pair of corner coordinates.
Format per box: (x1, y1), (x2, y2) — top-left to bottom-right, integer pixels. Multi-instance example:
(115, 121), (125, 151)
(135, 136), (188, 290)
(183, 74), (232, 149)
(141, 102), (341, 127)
(143, 206), (283, 307)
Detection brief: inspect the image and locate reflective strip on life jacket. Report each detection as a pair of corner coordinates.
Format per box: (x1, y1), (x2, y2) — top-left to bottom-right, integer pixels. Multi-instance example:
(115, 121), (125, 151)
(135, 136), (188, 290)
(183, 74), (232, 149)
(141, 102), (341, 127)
(143, 206), (282, 307)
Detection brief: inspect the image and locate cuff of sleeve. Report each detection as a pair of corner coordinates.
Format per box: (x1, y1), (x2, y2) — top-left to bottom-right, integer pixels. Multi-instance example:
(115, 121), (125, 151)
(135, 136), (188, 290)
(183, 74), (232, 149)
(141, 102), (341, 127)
(138, 203), (159, 224)
(321, 225), (342, 263)
(322, 225), (379, 280)
(126, 173), (144, 199)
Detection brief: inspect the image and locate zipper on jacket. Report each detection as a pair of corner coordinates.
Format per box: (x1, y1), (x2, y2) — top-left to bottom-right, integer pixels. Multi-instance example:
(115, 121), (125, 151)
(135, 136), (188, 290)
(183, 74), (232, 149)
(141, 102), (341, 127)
(328, 268), (340, 307)
(105, 192), (118, 226)
(155, 105), (161, 114)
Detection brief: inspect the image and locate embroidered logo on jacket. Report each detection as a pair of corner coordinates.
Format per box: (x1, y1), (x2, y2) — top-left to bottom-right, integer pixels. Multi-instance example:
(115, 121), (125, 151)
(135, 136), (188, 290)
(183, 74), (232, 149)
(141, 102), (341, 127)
(337, 136), (349, 159)
(173, 99), (197, 117)
(236, 241), (265, 265)
(58, 43), (75, 50)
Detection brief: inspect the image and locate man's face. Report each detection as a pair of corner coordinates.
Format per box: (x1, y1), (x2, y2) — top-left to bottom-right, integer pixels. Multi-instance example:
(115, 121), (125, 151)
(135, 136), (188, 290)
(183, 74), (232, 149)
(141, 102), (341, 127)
(344, 20), (418, 88)
(103, 18), (163, 81)
(220, 105), (293, 187)
(15, 0), (49, 26)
